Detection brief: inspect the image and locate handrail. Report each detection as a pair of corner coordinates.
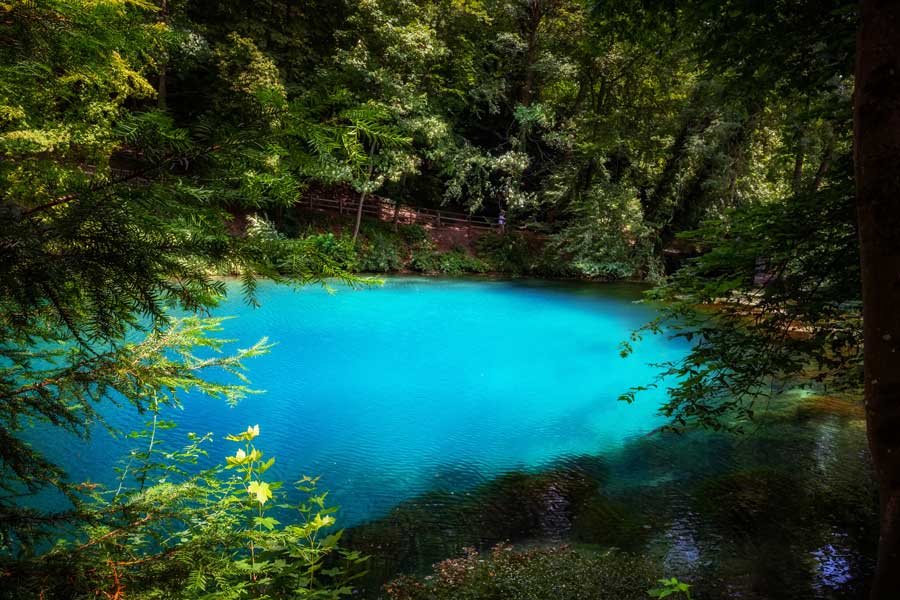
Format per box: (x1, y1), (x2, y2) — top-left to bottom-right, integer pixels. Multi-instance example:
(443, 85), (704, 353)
(74, 167), (500, 232)
(302, 195), (498, 231)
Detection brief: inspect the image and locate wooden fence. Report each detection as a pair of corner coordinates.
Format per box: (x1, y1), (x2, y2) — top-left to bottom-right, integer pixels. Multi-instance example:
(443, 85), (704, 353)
(302, 195), (499, 232)
(79, 164), (500, 232)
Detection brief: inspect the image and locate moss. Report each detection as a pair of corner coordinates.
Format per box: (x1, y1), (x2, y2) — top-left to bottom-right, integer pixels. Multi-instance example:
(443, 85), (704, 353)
(384, 544), (662, 600)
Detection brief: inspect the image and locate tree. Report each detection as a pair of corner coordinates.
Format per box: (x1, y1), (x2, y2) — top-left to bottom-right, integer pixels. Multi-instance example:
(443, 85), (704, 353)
(297, 103), (412, 243)
(5, 0), (897, 594)
(0, 0), (355, 545)
(0, 2), (366, 596)
(620, 173), (861, 427)
(854, 1), (900, 596)
(615, 0), (900, 594)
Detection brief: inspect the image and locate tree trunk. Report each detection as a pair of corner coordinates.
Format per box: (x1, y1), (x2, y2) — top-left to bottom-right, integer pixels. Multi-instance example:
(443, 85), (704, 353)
(273, 205), (284, 230)
(641, 99), (712, 228)
(521, 30), (538, 107)
(351, 187), (370, 244)
(791, 148), (804, 192)
(352, 144), (377, 244)
(811, 131), (836, 192)
(158, 65), (167, 109)
(854, 1), (900, 598)
(393, 174), (405, 231)
(518, 0), (557, 108)
(660, 104), (760, 248)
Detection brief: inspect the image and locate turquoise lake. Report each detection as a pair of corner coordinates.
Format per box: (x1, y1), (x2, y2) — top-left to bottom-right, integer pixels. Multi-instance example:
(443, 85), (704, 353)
(44, 277), (685, 524)
(35, 277), (879, 598)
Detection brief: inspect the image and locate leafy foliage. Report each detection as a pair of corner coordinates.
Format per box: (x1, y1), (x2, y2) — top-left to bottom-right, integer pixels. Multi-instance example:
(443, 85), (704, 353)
(621, 167), (861, 430)
(548, 178), (661, 280)
(0, 0), (875, 595)
(409, 243), (489, 275)
(648, 577), (693, 600)
(358, 231), (404, 273)
(0, 0), (357, 546)
(1, 424), (366, 599)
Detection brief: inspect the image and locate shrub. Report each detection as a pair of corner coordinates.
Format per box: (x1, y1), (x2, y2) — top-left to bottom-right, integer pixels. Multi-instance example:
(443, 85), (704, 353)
(296, 233), (358, 271)
(547, 182), (662, 281)
(2, 423), (367, 599)
(474, 232), (534, 275)
(474, 232), (560, 276)
(438, 248), (489, 275)
(358, 231), (404, 272)
(409, 240), (442, 273)
(384, 544), (660, 600)
(398, 224), (429, 245)
(411, 242), (488, 275)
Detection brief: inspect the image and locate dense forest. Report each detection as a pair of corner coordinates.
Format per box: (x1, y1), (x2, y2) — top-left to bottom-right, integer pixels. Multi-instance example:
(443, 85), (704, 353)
(1, 0), (899, 598)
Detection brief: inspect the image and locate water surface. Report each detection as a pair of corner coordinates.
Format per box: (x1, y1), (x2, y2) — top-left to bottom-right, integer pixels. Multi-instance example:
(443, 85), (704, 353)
(36, 277), (877, 598)
(48, 277), (683, 524)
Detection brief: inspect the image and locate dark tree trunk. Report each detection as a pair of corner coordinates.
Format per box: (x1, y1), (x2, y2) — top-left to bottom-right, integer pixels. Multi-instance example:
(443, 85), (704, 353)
(854, 1), (900, 598)
(517, 0), (561, 107)
(568, 156), (597, 203)
(570, 63), (592, 117)
(659, 104), (760, 248)
(643, 121), (692, 223)
(352, 183), (371, 244)
(393, 174), (405, 231)
(811, 132), (836, 192)
(392, 199), (401, 231)
(791, 147), (805, 192)
(273, 205), (284, 230)
(519, 1), (541, 107)
(158, 65), (167, 109)
(521, 29), (537, 107)
(641, 87), (713, 227)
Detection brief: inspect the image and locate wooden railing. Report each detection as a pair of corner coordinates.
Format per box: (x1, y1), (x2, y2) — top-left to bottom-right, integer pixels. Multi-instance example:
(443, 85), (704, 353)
(302, 195), (499, 231)
(77, 166), (500, 232)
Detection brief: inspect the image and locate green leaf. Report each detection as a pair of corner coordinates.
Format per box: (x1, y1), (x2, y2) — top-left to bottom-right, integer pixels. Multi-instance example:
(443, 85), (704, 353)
(253, 516), (280, 530)
(247, 480), (272, 505)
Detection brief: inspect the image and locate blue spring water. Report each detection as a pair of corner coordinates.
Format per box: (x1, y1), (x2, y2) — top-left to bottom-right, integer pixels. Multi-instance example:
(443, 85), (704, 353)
(36, 277), (689, 526)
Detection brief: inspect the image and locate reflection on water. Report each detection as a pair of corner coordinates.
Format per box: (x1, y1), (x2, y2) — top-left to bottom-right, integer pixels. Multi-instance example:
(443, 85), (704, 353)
(814, 537), (854, 590)
(662, 515), (701, 570)
(346, 398), (877, 599)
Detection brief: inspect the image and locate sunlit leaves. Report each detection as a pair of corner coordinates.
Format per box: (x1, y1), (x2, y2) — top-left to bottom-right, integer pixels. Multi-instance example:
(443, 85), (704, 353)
(225, 424), (261, 442)
(247, 480), (272, 504)
(4, 424), (363, 597)
(648, 577), (693, 599)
